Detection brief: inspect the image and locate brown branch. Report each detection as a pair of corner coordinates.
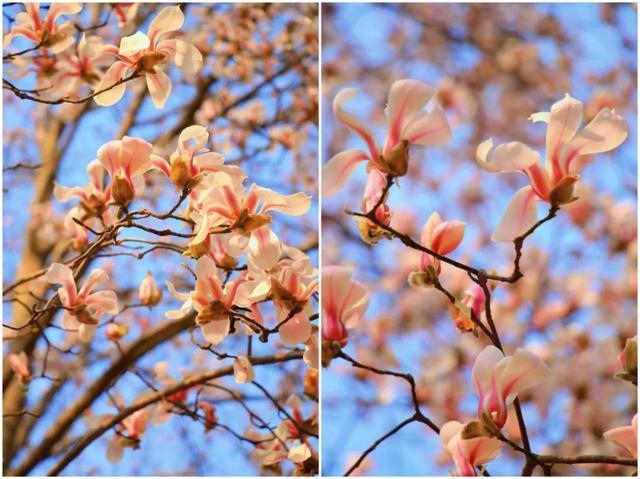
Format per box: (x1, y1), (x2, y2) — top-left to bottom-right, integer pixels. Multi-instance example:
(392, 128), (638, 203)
(46, 350), (304, 476)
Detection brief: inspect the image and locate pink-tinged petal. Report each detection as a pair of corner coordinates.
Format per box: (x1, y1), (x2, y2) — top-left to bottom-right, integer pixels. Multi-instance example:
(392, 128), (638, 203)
(523, 161), (551, 201)
(333, 88), (379, 160)
(321, 265), (369, 330)
(278, 311), (311, 346)
(7, 352), (30, 381)
(233, 356), (254, 383)
(148, 6), (184, 47)
(545, 94), (583, 178)
(288, 444), (312, 464)
(248, 226), (281, 270)
(192, 152), (224, 168)
(166, 281), (191, 302)
(498, 348), (550, 405)
(106, 435), (124, 464)
(87, 159), (105, 191)
(145, 70), (172, 109)
(472, 346), (504, 398)
(402, 103), (451, 146)
(54, 184), (86, 203)
(476, 139), (541, 173)
(253, 185), (311, 216)
(97, 140), (121, 176)
(119, 31), (150, 56)
(3, 26), (40, 49)
(178, 125), (209, 155)
(491, 186), (539, 243)
(93, 61), (129, 107)
(421, 211), (443, 247)
(604, 417), (637, 458)
(157, 39), (203, 75)
(85, 290), (119, 316)
(78, 268), (109, 297)
(195, 255), (224, 301)
(78, 323), (97, 343)
(439, 421), (464, 453)
(431, 220), (465, 255)
(45, 263), (77, 305)
(460, 436), (503, 466)
(384, 79), (435, 152)
(201, 319), (230, 346)
(150, 154), (171, 177)
(322, 149), (369, 196)
(48, 24), (76, 54)
(561, 108), (628, 173)
(45, 3), (82, 25)
(120, 136), (153, 177)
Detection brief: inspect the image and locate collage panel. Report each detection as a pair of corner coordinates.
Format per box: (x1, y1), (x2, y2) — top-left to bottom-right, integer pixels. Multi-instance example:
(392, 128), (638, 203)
(320, 3), (637, 477)
(3, 3), (318, 476)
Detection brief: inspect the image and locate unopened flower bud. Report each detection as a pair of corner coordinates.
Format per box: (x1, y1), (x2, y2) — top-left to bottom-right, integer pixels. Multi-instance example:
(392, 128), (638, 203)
(139, 272), (163, 307)
(106, 323), (129, 341)
(233, 356), (254, 384)
(7, 351), (30, 386)
(408, 269), (437, 288)
(616, 335), (637, 384)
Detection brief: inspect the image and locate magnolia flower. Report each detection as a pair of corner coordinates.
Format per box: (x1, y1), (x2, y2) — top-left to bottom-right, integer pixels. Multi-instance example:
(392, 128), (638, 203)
(7, 351), (31, 385)
(106, 323), (129, 341)
(192, 255), (245, 345)
(233, 356), (254, 384)
(54, 159), (110, 216)
(603, 414), (637, 458)
(45, 263), (118, 342)
(321, 266), (369, 347)
(408, 212), (465, 286)
(97, 136), (157, 206)
(448, 284), (485, 333)
(107, 409), (149, 464)
(472, 345), (550, 428)
(353, 169), (393, 245)
(476, 94), (628, 242)
(439, 420), (502, 476)
(151, 125), (245, 190)
(139, 272), (163, 307)
(323, 79), (451, 195)
(93, 6), (203, 108)
(192, 181), (311, 270)
(288, 444), (312, 464)
(4, 3), (82, 54)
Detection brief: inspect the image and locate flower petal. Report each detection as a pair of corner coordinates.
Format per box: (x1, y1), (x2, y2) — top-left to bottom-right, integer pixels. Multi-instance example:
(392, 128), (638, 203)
(93, 61), (129, 107)
(118, 31), (150, 56)
(491, 186), (539, 243)
(402, 103), (452, 146)
(145, 70), (172, 109)
(148, 6), (184, 47)
(278, 311), (311, 346)
(333, 88), (379, 160)
(498, 348), (550, 405)
(248, 226), (281, 270)
(431, 220), (465, 255)
(322, 149), (369, 196)
(157, 39), (203, 76)
(476, 139), (541, 173)
(384, 79), (435, 152)
(201, 318), (230, 346)
(545, 94), (583, 175)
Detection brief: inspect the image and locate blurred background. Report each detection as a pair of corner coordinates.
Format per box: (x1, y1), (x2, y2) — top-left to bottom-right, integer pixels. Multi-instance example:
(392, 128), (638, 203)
(3, 3), (318, 475)
(321, 3), (637, 476)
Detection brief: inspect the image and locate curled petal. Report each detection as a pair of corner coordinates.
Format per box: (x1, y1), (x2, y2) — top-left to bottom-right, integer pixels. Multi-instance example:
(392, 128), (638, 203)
(148, 6), (184, 47)
(545, 93), (583, 174)
(45, 263), (77, 305)
(253, 185), (311, 216)
(322, 149), (369, 196)
(93, 61), (129, 107)
(145, 70), (172, 109)
(120, 136), (153, 177)
(157, 39), (203, 76)
(333, 88), (379, 160)
(178, 125), (209, 155)
(384, 79), (435, 152)
(472, 346), (504, 398)
(561, 108), (628, 173)
(491, 186), (539, 243)
(402, 103), (452, 146)
(476, 139), (541, 173)
(604, 415), (638, 458)
(498, 348), (550, 405)
(85, 290), (119, 316)
(118, 31), (150, 56)
(150, 154), (171, 177)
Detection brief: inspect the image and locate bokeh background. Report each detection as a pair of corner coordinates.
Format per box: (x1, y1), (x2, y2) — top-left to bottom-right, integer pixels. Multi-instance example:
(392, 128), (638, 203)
(321, 3), (637, 476)
(3, 3), (318, 475)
